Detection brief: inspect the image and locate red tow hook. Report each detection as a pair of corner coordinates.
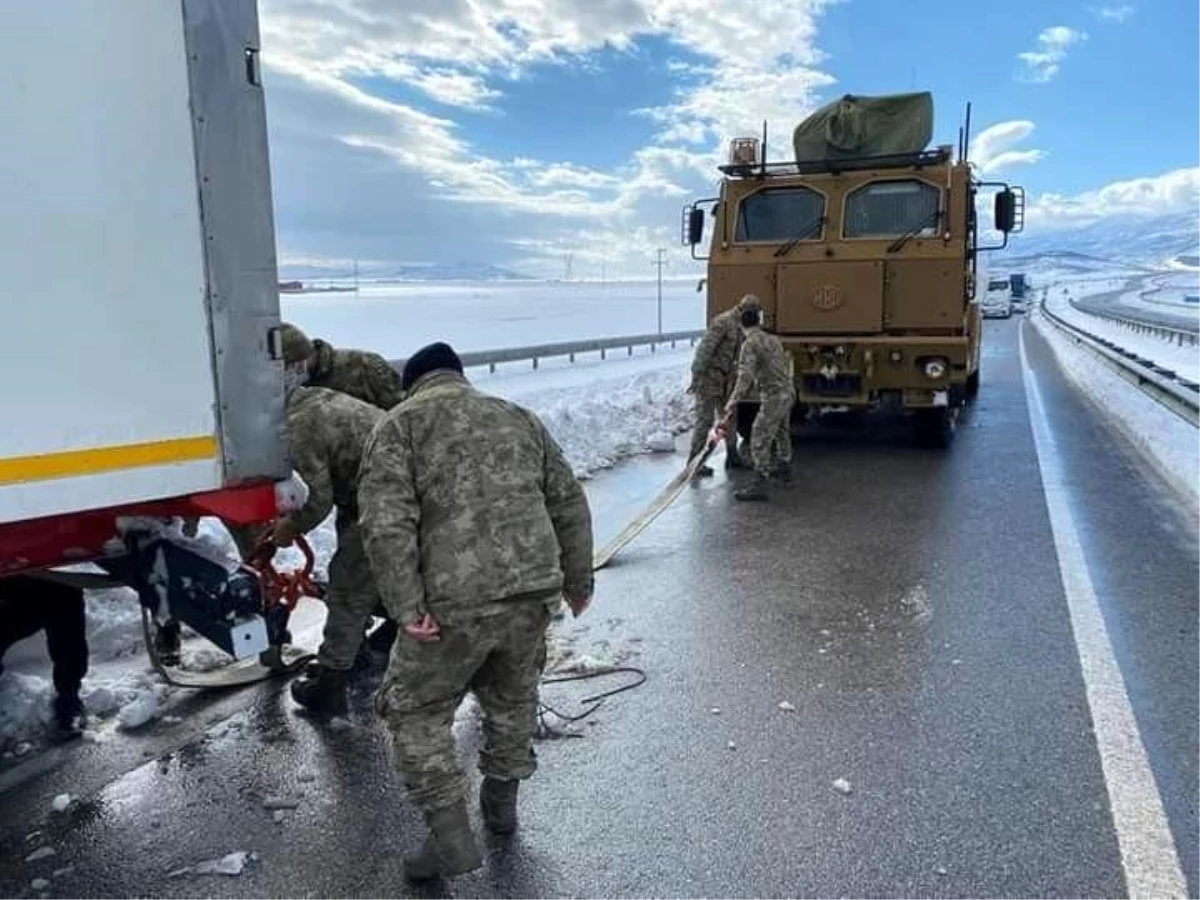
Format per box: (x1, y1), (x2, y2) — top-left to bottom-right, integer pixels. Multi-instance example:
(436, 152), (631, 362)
(244, 531), (319, 613)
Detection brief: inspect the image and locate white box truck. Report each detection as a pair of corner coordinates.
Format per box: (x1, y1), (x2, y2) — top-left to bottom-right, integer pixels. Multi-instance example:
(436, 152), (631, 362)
(0, 0), (302, 661)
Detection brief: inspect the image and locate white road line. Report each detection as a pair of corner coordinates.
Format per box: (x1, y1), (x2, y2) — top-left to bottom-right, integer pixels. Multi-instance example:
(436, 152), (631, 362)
(1019, 323), (1187, 899)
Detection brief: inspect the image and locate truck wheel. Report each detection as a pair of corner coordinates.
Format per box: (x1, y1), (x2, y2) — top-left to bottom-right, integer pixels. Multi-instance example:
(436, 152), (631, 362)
(966, 370), (980, 400)
(914, 408), (955, 448)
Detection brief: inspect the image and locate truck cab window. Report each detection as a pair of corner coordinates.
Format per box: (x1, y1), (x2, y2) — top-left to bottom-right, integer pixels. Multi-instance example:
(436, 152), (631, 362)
(844, 180), (940, 238)
(735, 187), (825, 242)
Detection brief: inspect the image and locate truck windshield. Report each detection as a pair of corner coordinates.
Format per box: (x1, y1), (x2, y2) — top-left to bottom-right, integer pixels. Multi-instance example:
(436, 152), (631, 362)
(987, 279), (1009, 291)
(735, 187), (825, 242)
(844, 179), (940, 238)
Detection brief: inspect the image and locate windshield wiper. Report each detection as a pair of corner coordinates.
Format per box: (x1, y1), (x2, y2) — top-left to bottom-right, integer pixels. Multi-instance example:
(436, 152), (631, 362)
(773, 215), (825, 257)
(886, 209), (942, 253)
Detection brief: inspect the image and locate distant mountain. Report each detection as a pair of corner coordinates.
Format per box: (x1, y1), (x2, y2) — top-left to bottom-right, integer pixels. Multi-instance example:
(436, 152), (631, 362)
(278, 261), (532, 283)
(998, 210), (1199, 271)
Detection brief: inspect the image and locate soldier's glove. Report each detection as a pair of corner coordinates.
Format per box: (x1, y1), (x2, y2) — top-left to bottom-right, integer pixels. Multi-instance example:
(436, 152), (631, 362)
(403, 613), (441, 642)
(565, 592), (592, 618)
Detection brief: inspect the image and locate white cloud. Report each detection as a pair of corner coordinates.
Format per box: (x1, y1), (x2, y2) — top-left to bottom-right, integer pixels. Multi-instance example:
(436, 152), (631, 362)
(1017, 26), (1088, 83)
(258, 0), (838, 277)
(970, 120), (1045, 174)
(1091, 3), (1134, 23)
(1026, 167), (1200, 228)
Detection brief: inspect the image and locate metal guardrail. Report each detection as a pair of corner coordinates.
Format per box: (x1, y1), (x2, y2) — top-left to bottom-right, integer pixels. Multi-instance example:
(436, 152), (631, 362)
(391, 329), (705, 375)
(1069, 297), (1199, 348)
(1040, 301), (1199, 427)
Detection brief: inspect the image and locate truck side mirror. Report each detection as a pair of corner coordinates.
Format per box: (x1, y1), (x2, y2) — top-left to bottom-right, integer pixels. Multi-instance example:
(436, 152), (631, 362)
(994, 189), (1017, 233)
(687, 207), (705, 246)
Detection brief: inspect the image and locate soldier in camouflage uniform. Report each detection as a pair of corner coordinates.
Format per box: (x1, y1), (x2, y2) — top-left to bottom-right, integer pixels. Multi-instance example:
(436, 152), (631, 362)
(725, 305), (796, 502)
(279, 322), (406, 411)
(358, 341), (594, 882)
(687, 293), (761, 475)
(268, 376), (387, 716)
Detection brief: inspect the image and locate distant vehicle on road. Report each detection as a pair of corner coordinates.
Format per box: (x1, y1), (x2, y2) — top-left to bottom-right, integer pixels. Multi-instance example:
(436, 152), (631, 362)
(982, 277), (1014, 318)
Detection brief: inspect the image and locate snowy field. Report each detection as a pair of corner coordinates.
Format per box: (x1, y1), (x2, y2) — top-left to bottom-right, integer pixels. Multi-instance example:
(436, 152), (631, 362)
(282, 278), (708, 359)
(1048, 288), (1200, 383)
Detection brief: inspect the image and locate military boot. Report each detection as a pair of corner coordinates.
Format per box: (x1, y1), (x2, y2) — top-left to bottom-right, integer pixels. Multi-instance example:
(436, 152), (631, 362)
(771, 461), (794, 484)
(53, 692), (86, 739)
(290, 665), (348, 717)
(403, 800), (483, 882)
(734, 473), (770, 502)
(480, 777), (520, 835)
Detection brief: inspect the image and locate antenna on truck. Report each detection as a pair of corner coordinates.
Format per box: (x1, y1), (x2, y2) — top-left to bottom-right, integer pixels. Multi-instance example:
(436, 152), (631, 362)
(761, 120), (768, 175)
(963, 102), (973, 162)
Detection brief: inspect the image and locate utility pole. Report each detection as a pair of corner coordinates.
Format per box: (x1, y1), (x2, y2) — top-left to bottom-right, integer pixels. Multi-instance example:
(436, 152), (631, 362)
(600, 261), (606, 288)
(353, 258), (359, 294)
(653, 248), (667, 335)
(564, 252), (574, 283)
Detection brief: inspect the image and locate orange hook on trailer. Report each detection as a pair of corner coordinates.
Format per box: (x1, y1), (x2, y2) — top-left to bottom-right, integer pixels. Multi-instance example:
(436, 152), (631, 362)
(245, 532), (320, 613)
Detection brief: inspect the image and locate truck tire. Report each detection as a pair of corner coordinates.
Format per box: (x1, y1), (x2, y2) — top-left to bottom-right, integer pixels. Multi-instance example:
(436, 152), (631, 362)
(966, 369), (980, 400)
(914, 407), (955, 448)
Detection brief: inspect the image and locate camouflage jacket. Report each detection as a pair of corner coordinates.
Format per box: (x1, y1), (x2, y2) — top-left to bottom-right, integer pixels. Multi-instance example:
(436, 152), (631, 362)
(691, 307), (744, 397)
(310, 340), (405, 411)
(729, 327), (794, 403)
(283, 386), (383, 535)
(357, 371), (594, 625)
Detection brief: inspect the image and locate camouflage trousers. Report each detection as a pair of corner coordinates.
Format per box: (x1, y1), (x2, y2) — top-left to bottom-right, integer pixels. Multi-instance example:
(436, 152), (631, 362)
(319, 523), (380, 671)
(749, 392), (794, 475)
(688, 390), (740, 462)
(375, 602), (551, 814)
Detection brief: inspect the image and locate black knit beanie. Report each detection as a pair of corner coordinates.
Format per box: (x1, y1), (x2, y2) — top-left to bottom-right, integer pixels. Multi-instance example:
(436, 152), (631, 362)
(401, 341), (464, 390)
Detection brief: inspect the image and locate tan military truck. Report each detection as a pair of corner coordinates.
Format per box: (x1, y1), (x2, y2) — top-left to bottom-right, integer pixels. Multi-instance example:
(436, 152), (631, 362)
(682, 93), (1024, 446)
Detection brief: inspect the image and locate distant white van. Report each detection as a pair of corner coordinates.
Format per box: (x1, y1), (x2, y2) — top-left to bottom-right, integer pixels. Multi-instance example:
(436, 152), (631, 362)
(982, 277), (1014, 319)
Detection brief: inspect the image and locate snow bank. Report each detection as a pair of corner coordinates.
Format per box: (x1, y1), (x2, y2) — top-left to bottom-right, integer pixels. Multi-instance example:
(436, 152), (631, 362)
(1032, 308), (1199, 506)
(507, 367), (692, 478)
(1049, 290), (1199, 383)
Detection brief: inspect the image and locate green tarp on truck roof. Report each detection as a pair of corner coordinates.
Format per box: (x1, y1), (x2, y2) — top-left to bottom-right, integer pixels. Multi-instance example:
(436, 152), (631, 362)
(792, 92), (933, 162)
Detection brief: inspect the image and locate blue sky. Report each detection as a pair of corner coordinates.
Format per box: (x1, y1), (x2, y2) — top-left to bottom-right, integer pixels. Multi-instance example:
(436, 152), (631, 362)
(259, 0), (1199, 277)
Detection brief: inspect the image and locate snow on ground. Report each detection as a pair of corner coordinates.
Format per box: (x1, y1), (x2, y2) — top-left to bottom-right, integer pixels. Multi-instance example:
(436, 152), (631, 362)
(281, 278), (706, 359)
(1031, 307), (1199, 506)
(1048, 288), (1200, 383)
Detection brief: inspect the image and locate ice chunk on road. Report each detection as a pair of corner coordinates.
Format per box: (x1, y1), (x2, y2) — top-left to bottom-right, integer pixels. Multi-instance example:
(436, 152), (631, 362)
(262, 797), (300, 810)
(117, 690), (159, 730)
(777, 701), (796, 712)
(31, 878), (50, 890)
(51, 794), (71, 813)
(194, 851), (251, 876)
(646, 430), (675, 453)
(832, 778), (853, 795)
(25, 847), (56, 863)
(170, 854), (252, 883)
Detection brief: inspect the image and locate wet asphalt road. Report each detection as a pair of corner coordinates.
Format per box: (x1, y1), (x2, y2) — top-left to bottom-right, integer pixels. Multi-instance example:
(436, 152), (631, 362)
(1, 318), (1197, 898)
(1073, 279), (1200, 334)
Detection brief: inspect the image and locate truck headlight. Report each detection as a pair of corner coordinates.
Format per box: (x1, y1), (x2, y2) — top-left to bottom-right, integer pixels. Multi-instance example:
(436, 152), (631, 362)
(923, 359), (948, 380)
